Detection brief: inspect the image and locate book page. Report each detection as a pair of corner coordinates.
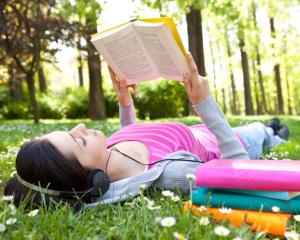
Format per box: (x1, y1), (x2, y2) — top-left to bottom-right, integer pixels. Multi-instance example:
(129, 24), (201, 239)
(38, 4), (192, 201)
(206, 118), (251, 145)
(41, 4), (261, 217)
(134, 21), (189, 81)
(91, 24), (157, 84)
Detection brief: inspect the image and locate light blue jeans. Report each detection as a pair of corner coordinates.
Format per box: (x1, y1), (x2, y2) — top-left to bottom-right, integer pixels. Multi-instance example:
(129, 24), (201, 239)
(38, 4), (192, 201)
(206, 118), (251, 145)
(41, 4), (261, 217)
(233, 122), (286, 159)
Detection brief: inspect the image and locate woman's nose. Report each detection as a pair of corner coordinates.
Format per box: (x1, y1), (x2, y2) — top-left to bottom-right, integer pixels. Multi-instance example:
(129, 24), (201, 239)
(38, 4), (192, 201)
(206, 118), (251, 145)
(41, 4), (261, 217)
(70, 123), (87, 136)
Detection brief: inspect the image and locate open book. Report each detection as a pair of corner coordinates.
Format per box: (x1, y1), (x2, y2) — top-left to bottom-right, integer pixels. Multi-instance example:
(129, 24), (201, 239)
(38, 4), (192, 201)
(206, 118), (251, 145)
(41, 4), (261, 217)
(91, 18), (189, 84)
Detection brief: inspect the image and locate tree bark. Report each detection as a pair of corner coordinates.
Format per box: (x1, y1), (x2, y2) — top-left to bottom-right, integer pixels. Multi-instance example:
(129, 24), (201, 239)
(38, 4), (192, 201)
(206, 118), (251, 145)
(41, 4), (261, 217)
(270, 17), (284, 114)
(77, 39), (84, 87)
(221, 88), (227, 114)
(26, 71), (39, 123)
(8, 68), (24, 102)
(252, 0), (267, 113)
(186, 7), (206, 76)
(225, 27), (238, 115)
(38, 64), (46, 93)
(252, 60), (261, 115)
(238, 32), (254, 115)
(206, 22), (218, 103)
(86, 24), (106, 120)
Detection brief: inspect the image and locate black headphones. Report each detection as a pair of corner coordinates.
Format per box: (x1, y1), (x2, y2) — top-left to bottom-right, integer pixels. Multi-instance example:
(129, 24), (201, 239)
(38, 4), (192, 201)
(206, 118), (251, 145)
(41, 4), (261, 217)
(16, 169), (110, 200)
(16, 147), (201, 200)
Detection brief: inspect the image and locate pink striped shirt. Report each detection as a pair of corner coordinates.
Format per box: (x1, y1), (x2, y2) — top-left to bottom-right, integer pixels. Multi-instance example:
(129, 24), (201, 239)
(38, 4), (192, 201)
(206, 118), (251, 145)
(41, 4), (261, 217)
(107, 122), (244, 169)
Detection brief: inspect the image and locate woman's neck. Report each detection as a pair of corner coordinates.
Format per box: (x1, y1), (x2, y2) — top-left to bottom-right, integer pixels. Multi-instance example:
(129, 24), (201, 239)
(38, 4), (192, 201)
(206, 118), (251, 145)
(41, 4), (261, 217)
(106, 141), (148, 182)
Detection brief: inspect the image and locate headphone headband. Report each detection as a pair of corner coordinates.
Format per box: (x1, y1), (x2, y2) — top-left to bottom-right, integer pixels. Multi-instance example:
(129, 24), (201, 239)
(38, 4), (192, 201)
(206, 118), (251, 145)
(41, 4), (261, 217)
(15, 172), (105, 199)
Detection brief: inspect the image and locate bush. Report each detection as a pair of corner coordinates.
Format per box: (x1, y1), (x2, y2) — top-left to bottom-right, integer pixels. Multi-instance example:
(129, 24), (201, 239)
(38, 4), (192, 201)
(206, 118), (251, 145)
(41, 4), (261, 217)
(1, 101), (30, 119)
(37, 93), (64, 119)
(134, 80), (189, 119)
(104, 87), (119, 118)
(62, 88), (88, 119)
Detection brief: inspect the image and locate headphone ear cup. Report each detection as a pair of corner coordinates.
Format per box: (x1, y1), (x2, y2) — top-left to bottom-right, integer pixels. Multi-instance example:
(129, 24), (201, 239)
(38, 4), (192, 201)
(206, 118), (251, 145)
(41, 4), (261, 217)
(86, 169), (110, 197)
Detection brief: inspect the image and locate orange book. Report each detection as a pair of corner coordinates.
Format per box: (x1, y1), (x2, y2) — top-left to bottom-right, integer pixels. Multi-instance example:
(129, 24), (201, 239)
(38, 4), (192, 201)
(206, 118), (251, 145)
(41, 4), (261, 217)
(183, 202), (291, 236)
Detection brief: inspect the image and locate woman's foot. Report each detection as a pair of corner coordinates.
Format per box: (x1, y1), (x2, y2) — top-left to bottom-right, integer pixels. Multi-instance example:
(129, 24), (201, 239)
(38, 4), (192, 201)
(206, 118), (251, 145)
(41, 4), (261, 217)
(277, 125), (290, 140)
(267, 117), (280, 134)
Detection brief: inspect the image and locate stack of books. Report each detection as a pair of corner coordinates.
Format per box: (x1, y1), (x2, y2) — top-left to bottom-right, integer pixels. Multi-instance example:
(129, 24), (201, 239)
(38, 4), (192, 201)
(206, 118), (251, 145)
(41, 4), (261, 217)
(185, 159), (300, 236)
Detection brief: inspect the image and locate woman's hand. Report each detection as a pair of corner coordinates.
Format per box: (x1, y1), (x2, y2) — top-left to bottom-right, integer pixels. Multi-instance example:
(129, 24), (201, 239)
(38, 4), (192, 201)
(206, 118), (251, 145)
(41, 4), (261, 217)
(182, 53), (211, 105)
(108, 66), (138, 108)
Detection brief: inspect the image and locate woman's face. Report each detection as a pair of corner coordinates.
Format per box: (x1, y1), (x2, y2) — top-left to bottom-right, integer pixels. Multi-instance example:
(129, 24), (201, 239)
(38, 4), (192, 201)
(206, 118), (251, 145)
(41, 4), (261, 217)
(42, 123), (108, 170)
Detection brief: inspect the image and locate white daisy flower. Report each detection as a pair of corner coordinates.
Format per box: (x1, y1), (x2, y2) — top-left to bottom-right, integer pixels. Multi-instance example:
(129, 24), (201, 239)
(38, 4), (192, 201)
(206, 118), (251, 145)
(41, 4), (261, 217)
(173, 232), (187, 240)
(271, 206), (280, 212)
(1, 195), (13, 202)
(5, 218), (17, 225)
(199, 216), (210, 226)
(160, 217), (176, 227)
(214, 226), (230, 236)
(171, 196), (180, 202)
(284, 230), (300, 240)
(9, 204), (16, 215)
(197, 205), (207, 213)
(148, 205), (161, 210)
(219, 207), (232, 215)
(293, 215), (300, 222)
(162, 190), (174, 197)
(0, 223), (6, 232)
(139, 184), (146, 190)
(185, 174), (195, 180)
(28, 209), (39, 217)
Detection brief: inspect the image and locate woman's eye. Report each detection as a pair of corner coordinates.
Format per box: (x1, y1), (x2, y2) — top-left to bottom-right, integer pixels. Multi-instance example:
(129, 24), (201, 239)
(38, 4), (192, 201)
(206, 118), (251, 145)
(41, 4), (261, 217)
(77, 137), (86, 146)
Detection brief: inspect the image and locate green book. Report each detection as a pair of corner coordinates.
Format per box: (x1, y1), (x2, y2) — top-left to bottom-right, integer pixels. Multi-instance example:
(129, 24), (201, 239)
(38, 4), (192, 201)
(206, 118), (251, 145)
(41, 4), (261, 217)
(216, 188), (300, 200)
(192, 187), (300, 213)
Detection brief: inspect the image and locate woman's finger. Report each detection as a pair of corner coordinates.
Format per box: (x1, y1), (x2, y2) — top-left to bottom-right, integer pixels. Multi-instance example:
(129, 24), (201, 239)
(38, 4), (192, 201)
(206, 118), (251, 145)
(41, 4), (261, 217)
(183, 72), (192, 96)
(187, 52), (199, 79)
(108, 66), (119, 85)
(132, 84), (138, 97)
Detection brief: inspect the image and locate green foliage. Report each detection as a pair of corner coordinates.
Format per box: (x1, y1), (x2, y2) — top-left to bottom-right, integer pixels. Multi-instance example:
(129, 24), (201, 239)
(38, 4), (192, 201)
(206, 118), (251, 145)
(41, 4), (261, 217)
(62, 88), (88, 119)
(134, 80), (189, 119)
(37, 94), (64, 119)
(104, 87), (119, 118)
(1, 101), (29, 120)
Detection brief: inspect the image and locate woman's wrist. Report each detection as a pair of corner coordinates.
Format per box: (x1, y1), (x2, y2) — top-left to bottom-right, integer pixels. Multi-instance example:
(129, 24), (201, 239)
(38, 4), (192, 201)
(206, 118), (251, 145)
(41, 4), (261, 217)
(119, 99), (133, 108)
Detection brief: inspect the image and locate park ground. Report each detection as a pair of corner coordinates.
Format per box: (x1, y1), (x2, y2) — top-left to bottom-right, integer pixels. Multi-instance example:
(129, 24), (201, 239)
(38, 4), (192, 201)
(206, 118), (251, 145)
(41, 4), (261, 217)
(0, 115), (300, 239)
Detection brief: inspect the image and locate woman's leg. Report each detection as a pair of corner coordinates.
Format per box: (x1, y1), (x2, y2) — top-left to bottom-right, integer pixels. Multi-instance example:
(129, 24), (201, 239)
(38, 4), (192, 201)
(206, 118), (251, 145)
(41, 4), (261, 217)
(233, 122), (286, 159)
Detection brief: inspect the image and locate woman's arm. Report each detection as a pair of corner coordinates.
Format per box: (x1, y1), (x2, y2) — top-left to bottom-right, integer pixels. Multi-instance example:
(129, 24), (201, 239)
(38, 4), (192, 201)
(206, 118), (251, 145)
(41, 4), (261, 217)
(183, 53), (249, 159)
(108, 67), (137, 128)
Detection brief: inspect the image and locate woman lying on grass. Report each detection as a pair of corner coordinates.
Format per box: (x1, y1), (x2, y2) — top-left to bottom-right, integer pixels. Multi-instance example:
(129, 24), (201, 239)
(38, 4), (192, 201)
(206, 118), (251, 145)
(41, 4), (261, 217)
(4, 53), (289, 209)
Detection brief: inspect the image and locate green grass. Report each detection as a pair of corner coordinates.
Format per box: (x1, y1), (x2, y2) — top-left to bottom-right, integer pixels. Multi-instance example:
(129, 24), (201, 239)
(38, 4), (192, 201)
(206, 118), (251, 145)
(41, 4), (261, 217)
(0, 116), (300, 239)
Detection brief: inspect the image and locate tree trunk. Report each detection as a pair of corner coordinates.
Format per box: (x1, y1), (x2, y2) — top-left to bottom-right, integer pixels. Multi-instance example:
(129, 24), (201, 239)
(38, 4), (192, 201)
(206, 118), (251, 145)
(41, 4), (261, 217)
(86, 29), (106, 120)
(252, 0), (267, 114)
(206, 22), (218, 102)
(8, 68), (24, 102)
(255, 47), (268, 113)
(222, 88), (227, 114)
(252, 60), (261, 115)
(77, 39), (84, 87)
(225, 27), (238, 115)
(38, 64), (46, 93)
(186, 7), (206, 76)
(270, 17), (284, 114)
(238, 32), (254, 115)
(26, 72), (39, 123)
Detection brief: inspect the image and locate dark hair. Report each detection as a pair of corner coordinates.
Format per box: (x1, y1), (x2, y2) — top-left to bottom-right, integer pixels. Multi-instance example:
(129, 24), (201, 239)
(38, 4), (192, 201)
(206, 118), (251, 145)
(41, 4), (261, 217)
(4, 138), (89, 209)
